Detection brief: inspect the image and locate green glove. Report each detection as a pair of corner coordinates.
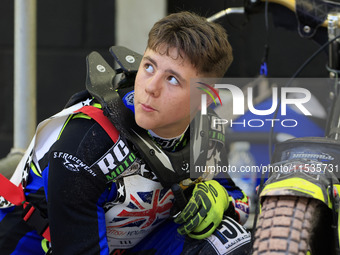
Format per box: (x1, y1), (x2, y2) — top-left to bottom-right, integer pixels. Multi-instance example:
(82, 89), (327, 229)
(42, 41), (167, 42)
(174, 180), (229, 239)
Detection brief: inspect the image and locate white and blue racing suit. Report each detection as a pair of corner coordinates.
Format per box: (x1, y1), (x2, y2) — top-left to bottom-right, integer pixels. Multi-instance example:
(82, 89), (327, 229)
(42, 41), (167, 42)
(0, 90), (251, 255)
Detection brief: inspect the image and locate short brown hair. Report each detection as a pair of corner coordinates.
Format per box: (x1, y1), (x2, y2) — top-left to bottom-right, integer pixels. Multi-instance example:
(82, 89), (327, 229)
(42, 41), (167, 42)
(147, 11), (233, 77)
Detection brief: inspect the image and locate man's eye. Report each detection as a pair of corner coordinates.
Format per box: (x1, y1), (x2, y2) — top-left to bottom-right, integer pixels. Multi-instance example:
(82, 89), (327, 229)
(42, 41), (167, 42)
(145, 64), (154, 73)
(168, 76), (179, 85)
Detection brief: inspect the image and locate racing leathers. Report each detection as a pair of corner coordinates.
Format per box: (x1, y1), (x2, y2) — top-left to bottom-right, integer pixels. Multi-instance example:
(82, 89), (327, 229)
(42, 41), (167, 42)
(0, 90), (250, 254)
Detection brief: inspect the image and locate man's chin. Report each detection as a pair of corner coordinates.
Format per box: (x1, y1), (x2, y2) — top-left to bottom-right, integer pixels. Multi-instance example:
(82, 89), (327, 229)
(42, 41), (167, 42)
(135, 116), (151, 131)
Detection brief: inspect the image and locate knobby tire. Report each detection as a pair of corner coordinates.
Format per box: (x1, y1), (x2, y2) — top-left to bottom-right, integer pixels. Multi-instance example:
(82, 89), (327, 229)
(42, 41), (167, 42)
(252, 196), (333, 255)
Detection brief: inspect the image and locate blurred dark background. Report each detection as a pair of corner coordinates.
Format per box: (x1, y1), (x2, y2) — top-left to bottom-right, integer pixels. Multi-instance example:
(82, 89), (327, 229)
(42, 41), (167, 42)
(0, 0), (329, 158)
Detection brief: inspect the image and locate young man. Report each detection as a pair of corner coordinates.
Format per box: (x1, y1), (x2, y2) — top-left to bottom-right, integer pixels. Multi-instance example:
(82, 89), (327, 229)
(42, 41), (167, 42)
(0, 11), (250, 254)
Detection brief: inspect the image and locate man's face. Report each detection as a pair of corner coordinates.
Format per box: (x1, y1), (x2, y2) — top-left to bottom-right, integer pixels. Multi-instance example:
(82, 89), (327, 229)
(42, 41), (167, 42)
(134, 46), (202, 138)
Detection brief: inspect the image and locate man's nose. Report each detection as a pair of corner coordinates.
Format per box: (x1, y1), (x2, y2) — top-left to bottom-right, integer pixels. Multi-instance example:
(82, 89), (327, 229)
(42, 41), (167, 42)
(145, 74), (162, 97)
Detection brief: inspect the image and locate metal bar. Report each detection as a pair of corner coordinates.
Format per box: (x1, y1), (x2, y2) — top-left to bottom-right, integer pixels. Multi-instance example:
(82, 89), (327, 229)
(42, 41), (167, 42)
(207, 7), (244, 22)
(14, 0), (37, 150)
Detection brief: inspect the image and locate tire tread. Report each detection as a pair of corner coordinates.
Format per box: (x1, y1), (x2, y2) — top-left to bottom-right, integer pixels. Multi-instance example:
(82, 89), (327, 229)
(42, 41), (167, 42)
(252, 196), (319, 255)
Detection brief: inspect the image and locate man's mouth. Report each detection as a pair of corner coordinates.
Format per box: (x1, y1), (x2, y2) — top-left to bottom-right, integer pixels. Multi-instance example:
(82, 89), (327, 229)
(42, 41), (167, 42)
(141, 103), (156, 112)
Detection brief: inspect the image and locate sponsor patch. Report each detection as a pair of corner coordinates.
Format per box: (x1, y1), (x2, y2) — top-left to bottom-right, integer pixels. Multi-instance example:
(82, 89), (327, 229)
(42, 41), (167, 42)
(53, 152), (96, 176)
(207, 216), (251, 254)
(92, 138), (136, 181)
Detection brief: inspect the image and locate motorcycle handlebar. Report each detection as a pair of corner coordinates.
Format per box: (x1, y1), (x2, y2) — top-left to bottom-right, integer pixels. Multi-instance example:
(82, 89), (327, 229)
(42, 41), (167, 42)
(207, 0), (330, 28)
